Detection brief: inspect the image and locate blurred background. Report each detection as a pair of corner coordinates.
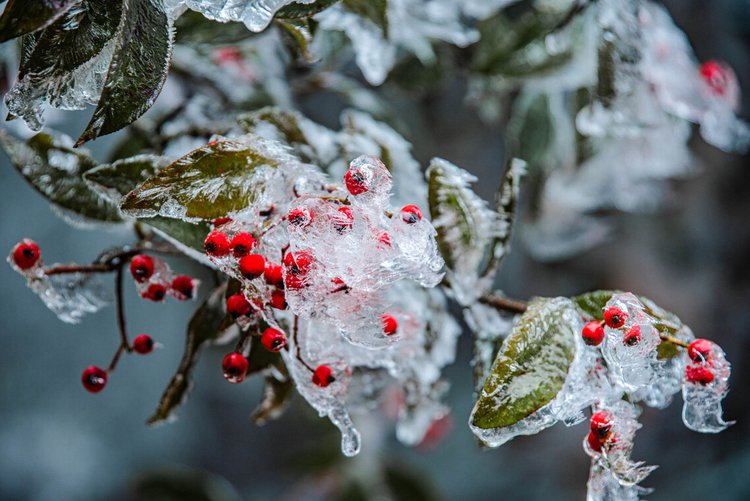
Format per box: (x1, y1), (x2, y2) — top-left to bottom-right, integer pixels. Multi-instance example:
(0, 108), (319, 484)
(1, 1), (750, 500)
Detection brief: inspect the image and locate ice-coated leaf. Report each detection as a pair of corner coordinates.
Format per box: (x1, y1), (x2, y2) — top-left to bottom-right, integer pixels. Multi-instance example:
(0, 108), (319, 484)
(0, 130), (122, 223)
(275, 0), (339, 19)
(470, 297), (578, 430)
(573, 290), (692, 359)
(143, 217), (213, 258)
(170, 0), (317, 32)
(481, 157), (526, 280)
(276, 17), (318, 63)
(120, 136), (291, 220)
(147, 284), (238, 425)
(251, 373), (293, 425)
(506, 92), (555, 168)
(77, 0), (174, 145)
(342, 0), (387, 34)
(0, 0), (77, 43)
(426, 157), (496, 304)
(174, 10), (254, 44)
(84, 154), (171, 205)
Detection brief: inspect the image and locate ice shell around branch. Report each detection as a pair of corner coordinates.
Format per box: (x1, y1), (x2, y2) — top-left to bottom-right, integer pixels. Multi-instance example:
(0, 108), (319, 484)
(586, 460), (653, 501)
(682, 340), (733, 433)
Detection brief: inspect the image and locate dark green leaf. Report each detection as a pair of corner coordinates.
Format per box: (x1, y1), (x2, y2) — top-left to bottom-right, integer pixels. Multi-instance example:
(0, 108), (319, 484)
(276, 0), (340, 20)
(573, 290), (691, 359)
(0, 0), (77, 43)
(83, 154), (169, 204)
(0, 130), (122, 223)
(120, 139), (285, 220)
(142, 217), (212, 256)
(471, 297), (578, 429)
(77, 0), (174, 145)
(147, 285), (238, 425)
(506, 92), (554, 167)
(175, 10), (254, 44)
(23, 0), (122, 77)
(342, 0), (387, 34)
(276, 17), (318, 63)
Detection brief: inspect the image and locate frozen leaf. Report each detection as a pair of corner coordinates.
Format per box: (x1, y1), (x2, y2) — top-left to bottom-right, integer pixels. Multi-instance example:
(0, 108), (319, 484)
(120, 135), (315, 220)
(275, 0), (339, 19)
(0, 0), (77, 42)
(426, 157), (496, 304)
(174, 10), (254, 44)
(144, 217), (214, 260)
(506, 92), (555, 168)
(170, 0), (317, 32)
(463, 302), (516, 395)
(0, 130), (122, 224)
(276, 17), (318, 63)
(84, 155), (171, 206)
(77, 0), (175, 144)
(148, 285), (238, 425)
(470, 297), (578, 435)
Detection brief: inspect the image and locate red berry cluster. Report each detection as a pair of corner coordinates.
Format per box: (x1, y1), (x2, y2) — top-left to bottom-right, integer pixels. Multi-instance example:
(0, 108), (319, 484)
(581, 307), (639, 347)
(586, 410), (614, 453)
(129, 254), (198, 303)
(80, 332), (156, 394)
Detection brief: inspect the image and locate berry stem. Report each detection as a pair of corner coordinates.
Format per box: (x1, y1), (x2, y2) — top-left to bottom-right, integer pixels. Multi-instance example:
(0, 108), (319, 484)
(479, 294), (529, 314)
(45, 264), (114, 275)
(659, 334), (690, 349)
(292, 316), (315, 373)
(114, 265), (132, 355)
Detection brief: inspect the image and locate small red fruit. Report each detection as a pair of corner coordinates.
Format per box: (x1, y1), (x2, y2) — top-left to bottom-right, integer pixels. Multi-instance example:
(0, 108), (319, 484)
(264, 262), (284, 288)
(81, 366), (107, 393)
(261, 327), (287, 352)
(283, 251), (314, 289)
(129, 254), (154, 283)
(204, 231), (230, 257)
(12, 239), (41, 270)
(623, 325), (641, 346)
(288, 207), (313, 227)
(171, 275), (196, 300)
(212, 216), (232, 228)
(603, 307), (627, 328)
(312, 365), (335, 387)
(269, 289), (287, 310)
(688, 339), (713, 363)
(222, 353), (249, 384)
(226, 294), (251, 318)
(239, 254), (266, 279)
(345, 168), (368, 195)
(142, 283), (167, 302)
(699, 60), (730, 96)
(400, 205), (422, 224)
(333, 206), (354, 232)
(582, 321), (605, 346)
(382, 314), (398, 336)
(230, 232), (256, 257)
(587, 431), (603, 453)
(133, 334), (155, 354)
(590, 411), (613, 439)
(685, 365), (715, 385)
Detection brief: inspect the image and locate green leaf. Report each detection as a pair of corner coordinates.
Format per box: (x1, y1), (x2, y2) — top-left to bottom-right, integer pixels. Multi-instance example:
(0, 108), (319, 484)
(0, 0), (77, 43)
(147, 285), (238, 425)
(83, 154), (170, 204)
(0, 130), (122, 223)
(471, 297), (578, 429)
(342, 0), (387, 34)
(77, 0), (174, 145)
(120, 138), (286, 220)
(426, 158), (495, 294)
(276, 17), (318, 63)
(275, 0), (340, 20)
(175, 10), (255, 44)
(22, 0), (123, 78)
(506, 92), (554, 167)
(573, 290), (691, 359)
(143, 217), (212, 256)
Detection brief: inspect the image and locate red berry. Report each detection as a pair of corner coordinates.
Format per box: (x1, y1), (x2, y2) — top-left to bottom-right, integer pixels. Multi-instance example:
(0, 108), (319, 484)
(261, 327), (287, 352)
(264, 262), (284, 288)
(603, 307), (627, 328)
(345, 168), (368, 195)
(590, 411), (613, 439)
(312, 365), (335, 387)
(226, 294), (251, 318)
(133, 334), (155, 354)
(382, 314), (398, 336)
(212, 216), (232, 228)
(685, 365), (715, 385)
(171, 275), (196, 300)
(330, 277), (350, 293)
(142, 283), (167, 302)
(205, 231), (230, 257)
(12, 239), (40, 270)
(400, 205), (422, 224)
(582, 321), (605, 346)
(283, 251), (314, 289)
(688, 339), (713, 363)
(129, 254), (154, 283)
(230, 232), (256, 257)
(623, 325), (641, 346)
(81, 366), (107, 393)
(333, 206), (354, 232)
(269, 289), (287, 310)
(587, 431), (603, 453)
(288, 207), (313, 227)
(699, 60), (730, 96)
(222, 353), (249, 384)
(239, 254), (265, 279)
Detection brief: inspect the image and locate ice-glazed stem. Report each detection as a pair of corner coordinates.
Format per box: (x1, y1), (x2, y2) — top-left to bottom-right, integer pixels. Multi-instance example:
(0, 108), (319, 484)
(479, 293), (529, 314)
(45, 264), (114, 275)
(108, 264), (132, 372)
(293, 316), (315, 373)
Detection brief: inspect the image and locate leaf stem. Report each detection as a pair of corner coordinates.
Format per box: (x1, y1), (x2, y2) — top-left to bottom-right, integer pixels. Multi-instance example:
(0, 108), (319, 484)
(479, 294), (528, 314)
(659, 334), (689, 349)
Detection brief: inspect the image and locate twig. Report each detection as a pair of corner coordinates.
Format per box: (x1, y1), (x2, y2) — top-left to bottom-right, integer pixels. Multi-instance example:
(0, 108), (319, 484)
(108, 265), (132, 372)
(293, 316), (314, 373)
(659, 334), (689, 349)
(45, 264), (114, 275)
(479, 294), (529, 314)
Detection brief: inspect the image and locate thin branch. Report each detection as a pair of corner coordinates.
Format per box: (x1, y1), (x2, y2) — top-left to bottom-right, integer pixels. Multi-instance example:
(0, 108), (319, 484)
(293, 316), (314, 373)
(659, 334), (689, 349)
(45, 264), (114, 275)
(479, 294), (528, 314)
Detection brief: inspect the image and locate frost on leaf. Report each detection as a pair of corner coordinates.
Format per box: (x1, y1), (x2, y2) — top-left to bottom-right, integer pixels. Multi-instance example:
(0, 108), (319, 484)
(0, 130), (122, 225)
(426, 157), (496, 305)
(0, 0), (78, 43)
(168, 0), (316, 32)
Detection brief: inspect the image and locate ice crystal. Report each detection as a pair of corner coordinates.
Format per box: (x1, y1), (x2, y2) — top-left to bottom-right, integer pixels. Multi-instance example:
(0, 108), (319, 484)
(681, 340), (733, 433)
